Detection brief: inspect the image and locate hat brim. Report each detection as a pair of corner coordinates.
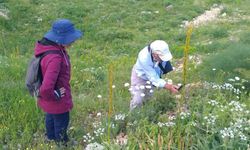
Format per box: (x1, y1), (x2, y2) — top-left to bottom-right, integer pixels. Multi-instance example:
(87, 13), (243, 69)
(44, 29), (83, 45)
(159, 52), (172, 61)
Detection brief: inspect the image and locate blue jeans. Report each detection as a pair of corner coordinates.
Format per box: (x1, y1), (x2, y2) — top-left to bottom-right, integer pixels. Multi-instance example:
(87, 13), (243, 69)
(45, 112), (69, 143)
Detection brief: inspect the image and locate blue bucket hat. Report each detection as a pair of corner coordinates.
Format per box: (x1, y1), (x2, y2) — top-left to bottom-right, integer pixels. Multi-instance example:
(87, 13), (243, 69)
(44, 19), (83, 45)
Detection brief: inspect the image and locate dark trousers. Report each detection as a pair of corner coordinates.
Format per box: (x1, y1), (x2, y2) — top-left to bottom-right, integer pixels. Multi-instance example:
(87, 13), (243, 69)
(45, 112), (69, 143)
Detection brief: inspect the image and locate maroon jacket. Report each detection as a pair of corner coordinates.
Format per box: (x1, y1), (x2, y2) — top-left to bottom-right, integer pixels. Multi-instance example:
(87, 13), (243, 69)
(34, 41), (73, 114)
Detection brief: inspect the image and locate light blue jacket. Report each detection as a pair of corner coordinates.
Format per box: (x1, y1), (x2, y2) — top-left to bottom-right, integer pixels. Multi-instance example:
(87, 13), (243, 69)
(134, 46), (168, 88)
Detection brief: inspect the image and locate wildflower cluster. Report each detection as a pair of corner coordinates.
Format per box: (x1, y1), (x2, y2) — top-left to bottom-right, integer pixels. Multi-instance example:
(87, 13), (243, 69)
(85, 142), (104, 150)
(129, 80), (154, 96)
(94, 128), (105, 137)
(218, 104), (227, 112)
(168, 115), (176, 121)
(190, 121), (197, 127)
(135, 84), (152, 90)
(141, 10), (159, 14)
(83, 133), (95, 143)
(220, 118), (249, 141)
(114, 113), (126, 121)
(93, 121), (102, 128)
(180, 111), (190, 120)
(81, 66), (103, 73)
(207, 99), (219, 106)
(228, 101), (247, 113)
(157, 121), (175, 127)
(205, 77), (249, 99)
(220, 127), (235, 139)
(206, 82), (241, 95)
(204, 114), (217, 125)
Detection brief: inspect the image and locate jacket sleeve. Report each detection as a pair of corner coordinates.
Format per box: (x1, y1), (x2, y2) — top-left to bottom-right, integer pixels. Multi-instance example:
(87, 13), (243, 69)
(137, 54), (166, 88)
(39, 55), (62, 100)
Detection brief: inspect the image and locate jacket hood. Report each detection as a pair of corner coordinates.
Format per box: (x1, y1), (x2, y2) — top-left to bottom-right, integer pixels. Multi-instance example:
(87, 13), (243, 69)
(34, 41), (65, 56)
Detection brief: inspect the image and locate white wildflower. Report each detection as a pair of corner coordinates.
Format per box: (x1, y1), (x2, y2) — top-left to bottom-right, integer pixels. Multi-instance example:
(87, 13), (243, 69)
(239, 134), (247, 141)
(224, 83), (234, 90)
(112, 85), (116, 88)
(165, 122), (175, 127)
(167, 79), (173, 85)
(157, 122), (164, 127)
(228, 78), (235, 82)
(235, 76), (240, 81)
(37, 18), (42, 22)
(97, 95), (102, 99)
(139, 85), (145, 89)
(141, 11), (152, 14)
(152, 81), (159, 87)
(191, 121), (197, 127)
(124, 83), (130, 87)
(175, 95), (182, 99)
(97, 112), (101, 117)
(140, 93), (145, 97)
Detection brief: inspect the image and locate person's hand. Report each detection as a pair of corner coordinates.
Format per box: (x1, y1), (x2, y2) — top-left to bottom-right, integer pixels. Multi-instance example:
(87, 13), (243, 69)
(164, 83), (179, 94)
(54, 87), (66, 100)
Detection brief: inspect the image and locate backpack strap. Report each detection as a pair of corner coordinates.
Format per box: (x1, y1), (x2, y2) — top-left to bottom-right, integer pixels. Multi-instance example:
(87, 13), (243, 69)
(39, 50), (63, 59)
(37, 50), (63, 81)
(147, 43), (154, 63)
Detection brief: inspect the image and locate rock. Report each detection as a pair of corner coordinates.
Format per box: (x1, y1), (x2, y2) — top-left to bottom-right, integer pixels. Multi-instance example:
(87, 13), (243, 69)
(0, 11), (9, 20)
(165, 5), (173, 11)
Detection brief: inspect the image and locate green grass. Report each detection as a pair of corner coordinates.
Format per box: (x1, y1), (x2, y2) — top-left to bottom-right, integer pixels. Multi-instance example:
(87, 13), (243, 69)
(1, 0), (250, 149)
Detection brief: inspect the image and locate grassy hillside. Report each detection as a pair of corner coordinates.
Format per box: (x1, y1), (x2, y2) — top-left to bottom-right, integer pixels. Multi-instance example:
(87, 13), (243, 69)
(0, 0), (249, 149)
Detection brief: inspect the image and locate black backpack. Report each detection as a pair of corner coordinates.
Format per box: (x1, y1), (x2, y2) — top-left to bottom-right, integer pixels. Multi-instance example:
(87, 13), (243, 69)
(25, 50), (62, 98)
